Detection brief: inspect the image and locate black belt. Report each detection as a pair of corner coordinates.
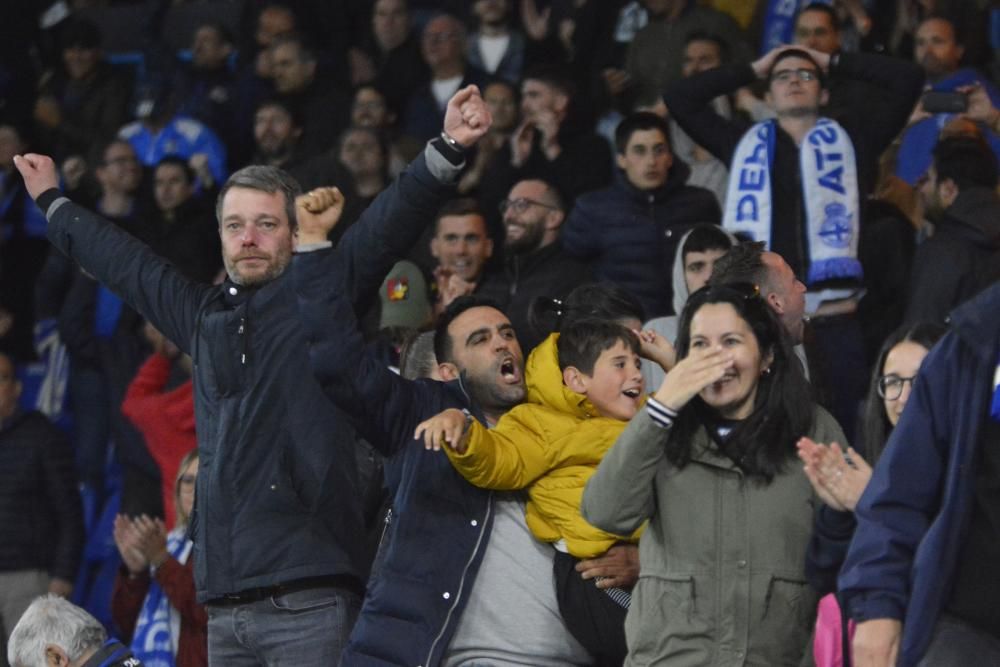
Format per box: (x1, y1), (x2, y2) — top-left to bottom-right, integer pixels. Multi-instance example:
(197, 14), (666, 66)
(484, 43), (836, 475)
(207, 575), (363, 607)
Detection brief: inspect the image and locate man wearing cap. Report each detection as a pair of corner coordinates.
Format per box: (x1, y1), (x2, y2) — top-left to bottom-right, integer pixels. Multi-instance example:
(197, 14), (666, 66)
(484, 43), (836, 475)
(14, 85), (491, 665)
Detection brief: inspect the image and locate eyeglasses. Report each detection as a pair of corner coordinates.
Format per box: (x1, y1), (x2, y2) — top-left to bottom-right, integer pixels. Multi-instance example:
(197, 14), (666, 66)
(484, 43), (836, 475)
(770, 68), (819, 83)
(877, 374), (916, 401)
(498, 198), (557, 215)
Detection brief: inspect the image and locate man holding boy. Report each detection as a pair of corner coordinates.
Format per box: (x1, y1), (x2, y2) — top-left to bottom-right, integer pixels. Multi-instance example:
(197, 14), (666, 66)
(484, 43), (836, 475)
(293, 245), (618, 663)
(413, 316), (676, 664)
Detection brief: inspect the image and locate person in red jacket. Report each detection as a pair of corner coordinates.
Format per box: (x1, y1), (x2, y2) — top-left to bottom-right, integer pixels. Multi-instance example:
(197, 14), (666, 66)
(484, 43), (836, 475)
(121, 323), (196, 529)
(111, 450), (207, 666)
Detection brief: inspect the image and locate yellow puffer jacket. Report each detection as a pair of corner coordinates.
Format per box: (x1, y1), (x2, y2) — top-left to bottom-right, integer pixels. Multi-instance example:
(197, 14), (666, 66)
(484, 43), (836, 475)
(444, 332), (644, 558)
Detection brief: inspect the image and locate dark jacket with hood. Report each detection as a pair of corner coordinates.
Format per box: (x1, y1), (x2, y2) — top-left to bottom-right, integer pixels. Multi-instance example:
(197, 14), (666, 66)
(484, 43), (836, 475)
(906, 187), (1000, 326)
(561, 161), (720, 318)
(34, 146), (458, 602)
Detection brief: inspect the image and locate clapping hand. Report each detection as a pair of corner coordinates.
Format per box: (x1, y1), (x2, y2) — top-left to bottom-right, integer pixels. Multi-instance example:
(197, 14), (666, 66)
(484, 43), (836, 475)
(113, 514), (148, 576)
(797, 437), (872, 512)
(132, 514), (170, 569)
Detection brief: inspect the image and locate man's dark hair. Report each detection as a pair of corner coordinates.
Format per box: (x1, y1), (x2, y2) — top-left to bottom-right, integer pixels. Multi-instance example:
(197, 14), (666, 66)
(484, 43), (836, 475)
(768, 48), (827, 88)
(558, 319), (639, 375)
(434, 197), (485, 232)
(796, 3), (839, 31)
(522, 63), (576, 99)
(90, 138), (134, 168)
(59, 17), (102, 50)
(614, 112), (671, 155)
(400, 330), (437, 380)
(709, 241), (769, 289)
(931, 135), (999, 191)
(683, 224), (734, 258)
(155, 155), (196, 184)
(433, 295), (505, 364)
(197, 20), (235, 46)
(518, 178), (565, 213)
(255, 97), (304, 129)
(684, 30), (729, 62)
(215, 165), (302, 231)
(270, 32), (317, 63)
(918, 14), (962, 45)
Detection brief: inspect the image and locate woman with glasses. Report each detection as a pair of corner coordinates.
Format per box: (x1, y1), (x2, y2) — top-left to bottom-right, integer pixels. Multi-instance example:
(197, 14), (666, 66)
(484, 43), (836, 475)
(582, 283), (847, 665)
(798, 321), (945, 666)
(111, 449), (207, 666)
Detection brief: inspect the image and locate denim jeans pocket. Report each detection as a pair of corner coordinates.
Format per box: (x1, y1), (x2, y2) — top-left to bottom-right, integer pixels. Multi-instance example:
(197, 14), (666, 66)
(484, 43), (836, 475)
(270, 587), (347, 614)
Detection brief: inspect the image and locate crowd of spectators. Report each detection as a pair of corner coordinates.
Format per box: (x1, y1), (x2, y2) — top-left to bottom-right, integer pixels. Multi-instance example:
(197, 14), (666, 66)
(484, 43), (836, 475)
(1, 0), (1000, 666)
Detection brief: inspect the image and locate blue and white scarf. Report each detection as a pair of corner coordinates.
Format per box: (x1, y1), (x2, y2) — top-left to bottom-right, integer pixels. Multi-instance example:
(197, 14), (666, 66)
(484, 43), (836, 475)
(723, 118), (862, 285)
(131, 529), (192, 667)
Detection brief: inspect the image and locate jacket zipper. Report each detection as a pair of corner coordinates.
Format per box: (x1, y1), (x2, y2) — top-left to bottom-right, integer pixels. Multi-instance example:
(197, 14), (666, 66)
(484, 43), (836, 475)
(423, 493), (493, 667)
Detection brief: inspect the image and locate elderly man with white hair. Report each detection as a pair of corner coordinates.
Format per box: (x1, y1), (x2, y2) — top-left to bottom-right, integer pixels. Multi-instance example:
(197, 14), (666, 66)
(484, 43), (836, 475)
(7, 595), (139, 667)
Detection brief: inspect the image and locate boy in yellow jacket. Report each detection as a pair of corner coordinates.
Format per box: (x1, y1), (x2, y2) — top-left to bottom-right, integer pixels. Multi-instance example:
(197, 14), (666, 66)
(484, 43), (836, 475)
(415, 319), (674, 665)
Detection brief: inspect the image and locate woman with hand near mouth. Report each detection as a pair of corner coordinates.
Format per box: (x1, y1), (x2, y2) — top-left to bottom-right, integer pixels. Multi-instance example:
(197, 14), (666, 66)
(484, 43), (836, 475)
(582, 283), (847, 666)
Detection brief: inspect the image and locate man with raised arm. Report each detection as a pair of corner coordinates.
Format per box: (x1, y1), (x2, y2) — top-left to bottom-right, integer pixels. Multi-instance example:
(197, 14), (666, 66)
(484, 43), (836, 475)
(665, 44), (922, 443)
(14, 85), (490, 666)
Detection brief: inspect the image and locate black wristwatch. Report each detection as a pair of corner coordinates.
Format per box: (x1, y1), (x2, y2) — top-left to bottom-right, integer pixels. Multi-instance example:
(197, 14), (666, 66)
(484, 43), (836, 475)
(431, 130), (467, 166)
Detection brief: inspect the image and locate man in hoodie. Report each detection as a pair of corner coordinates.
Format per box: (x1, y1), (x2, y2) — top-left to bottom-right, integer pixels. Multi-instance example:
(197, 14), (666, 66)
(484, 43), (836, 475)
(640, 223), (734, 389)
(562, 112), (720, 320)
(906, 135), (1000, 326)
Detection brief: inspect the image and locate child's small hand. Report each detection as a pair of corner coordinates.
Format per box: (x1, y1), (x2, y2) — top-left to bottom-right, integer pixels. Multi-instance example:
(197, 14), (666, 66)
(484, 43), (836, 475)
(634, 329), (676, 371)
(413, 408), (470, 452)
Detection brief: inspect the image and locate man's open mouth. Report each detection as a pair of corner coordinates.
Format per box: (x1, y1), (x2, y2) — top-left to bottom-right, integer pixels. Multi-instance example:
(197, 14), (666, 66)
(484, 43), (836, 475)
(500, 358), (519, 383)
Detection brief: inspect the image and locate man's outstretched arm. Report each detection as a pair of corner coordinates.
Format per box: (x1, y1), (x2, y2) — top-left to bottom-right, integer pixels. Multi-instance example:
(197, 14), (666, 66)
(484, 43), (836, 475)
(14, 154), (208, 352)
(329, 85), (493, 316)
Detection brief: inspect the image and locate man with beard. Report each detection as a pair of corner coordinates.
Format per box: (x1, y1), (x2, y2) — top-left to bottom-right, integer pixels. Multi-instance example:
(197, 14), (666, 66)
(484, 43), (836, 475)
(14, 85), (492, 665)
(476, 178), (590, 352)
(894, 16), (1000, 186)
(905, 135), (1000, 325)
(249, 98), (358, 225)
(293, 248), (620, 665)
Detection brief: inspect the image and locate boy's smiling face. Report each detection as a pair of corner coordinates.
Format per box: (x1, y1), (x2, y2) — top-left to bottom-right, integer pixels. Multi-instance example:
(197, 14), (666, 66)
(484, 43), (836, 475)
(568, 340), (645, 421)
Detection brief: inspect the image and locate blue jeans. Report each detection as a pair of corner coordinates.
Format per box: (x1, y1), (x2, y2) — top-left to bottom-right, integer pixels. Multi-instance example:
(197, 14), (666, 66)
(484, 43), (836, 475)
(917, 613), (1000, 666)
(207, 586), (361, 666)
